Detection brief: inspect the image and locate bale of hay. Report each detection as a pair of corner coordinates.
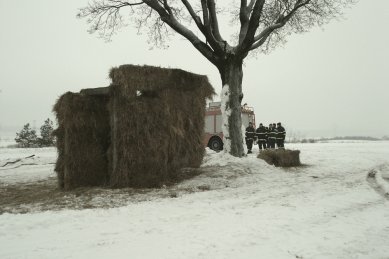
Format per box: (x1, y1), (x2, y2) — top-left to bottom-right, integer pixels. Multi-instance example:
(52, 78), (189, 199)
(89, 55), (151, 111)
(257, 149), (301, 167)
(108, 65), (214, 188)
(53, 65), (214, 190)
(53, 92), (110, 190)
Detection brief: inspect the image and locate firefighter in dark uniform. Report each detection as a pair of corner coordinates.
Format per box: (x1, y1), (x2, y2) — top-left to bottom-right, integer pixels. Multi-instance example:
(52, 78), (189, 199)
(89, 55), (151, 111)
(256, 123), (267, 151)
(245, 122), (255, 154)
(266, 124), (272, 148)
(268, 123), (277, 149)
(276, 122), (286, 149)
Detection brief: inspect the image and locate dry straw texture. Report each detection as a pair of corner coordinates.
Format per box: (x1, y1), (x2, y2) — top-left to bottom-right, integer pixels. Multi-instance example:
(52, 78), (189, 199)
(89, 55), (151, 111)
(257, 149), (301, 167)
(109, 65), (214, 187)
(53, 92), (111, 190)
(53, 65), (214, 190)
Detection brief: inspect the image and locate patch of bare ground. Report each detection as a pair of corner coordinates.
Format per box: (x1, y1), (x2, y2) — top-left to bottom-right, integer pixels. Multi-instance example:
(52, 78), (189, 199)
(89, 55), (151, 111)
(0, 167), (217, 214)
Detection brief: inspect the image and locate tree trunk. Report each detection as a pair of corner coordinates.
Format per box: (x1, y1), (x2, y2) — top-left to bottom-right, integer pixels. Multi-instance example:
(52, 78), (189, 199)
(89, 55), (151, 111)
(218, 57), (246, 157)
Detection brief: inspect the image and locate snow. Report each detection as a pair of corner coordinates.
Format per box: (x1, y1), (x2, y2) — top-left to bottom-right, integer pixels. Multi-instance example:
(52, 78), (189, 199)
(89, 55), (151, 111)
(220, 84), (247, 155)
(221, 84), (232, 153)
(0, 147), (56, 184)
(241, 122), (248, 154)
(1, 141), (389, 258)
(0, 136), (16, 148)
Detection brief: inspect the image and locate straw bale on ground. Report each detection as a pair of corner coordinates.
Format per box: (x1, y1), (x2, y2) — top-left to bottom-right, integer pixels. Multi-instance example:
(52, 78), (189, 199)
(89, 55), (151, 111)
(53, 92), (110, 190)
(257, 149), (301, 167)
(109, 65), (214, 187)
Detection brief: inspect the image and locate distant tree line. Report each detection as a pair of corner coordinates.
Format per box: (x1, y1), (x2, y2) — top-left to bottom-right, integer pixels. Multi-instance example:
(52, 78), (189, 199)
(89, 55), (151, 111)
(15, 118), (55, 148)
(287, 135), (387, 144)
(319, 136), (381, 141)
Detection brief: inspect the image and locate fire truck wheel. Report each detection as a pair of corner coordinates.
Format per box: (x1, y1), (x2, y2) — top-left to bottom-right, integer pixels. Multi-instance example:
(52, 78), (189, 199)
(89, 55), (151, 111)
(209, 137), (223, 151)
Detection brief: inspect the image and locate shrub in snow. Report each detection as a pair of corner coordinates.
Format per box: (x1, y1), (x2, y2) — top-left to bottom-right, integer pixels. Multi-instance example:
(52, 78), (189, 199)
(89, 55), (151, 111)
(37, 118), (55, 147)
(14, 119), (56, 148)
(15, 123), (38, 148)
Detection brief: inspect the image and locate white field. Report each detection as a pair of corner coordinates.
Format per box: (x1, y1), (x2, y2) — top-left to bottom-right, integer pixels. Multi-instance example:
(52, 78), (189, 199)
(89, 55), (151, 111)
(0, 136), (16, 148)
(1, 141), (389, 259)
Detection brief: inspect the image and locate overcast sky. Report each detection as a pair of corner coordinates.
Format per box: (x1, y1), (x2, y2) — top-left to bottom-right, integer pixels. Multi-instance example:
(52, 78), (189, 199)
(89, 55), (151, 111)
(0, 0), (388, 138)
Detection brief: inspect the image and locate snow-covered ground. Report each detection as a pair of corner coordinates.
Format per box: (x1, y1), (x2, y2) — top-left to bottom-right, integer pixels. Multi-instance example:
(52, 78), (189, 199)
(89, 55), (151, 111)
(1, 142), (389, 259)
(0, 136), (16, 148)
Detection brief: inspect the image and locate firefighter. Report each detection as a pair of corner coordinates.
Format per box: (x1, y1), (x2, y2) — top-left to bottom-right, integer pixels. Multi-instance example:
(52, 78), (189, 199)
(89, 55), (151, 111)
(276, 122), (286, 149)
(245, 122), (255, 154)
(268, 123), (277, 149)
(273, 123), (278, 148)
(266, 124), (272, 148)
(256, 123), (267, 151)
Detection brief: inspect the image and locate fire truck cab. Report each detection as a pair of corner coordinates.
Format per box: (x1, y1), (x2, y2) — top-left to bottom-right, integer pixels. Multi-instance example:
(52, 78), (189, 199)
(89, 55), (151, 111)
(204, 102), (256, 151)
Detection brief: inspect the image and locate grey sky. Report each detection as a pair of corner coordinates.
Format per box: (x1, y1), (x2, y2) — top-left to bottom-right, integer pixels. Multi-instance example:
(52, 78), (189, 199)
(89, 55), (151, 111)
(0, 0), (388, 138)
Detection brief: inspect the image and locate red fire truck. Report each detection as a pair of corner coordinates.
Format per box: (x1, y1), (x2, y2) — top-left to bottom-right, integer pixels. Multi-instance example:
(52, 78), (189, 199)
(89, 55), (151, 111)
(204, 102), (256, 151)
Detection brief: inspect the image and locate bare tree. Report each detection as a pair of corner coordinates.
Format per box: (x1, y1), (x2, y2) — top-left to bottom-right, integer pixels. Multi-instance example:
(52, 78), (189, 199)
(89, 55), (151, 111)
(78, 0), (356, 157)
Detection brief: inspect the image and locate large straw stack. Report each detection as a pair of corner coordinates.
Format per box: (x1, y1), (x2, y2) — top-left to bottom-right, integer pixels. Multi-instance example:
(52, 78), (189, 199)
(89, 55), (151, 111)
(53, 92), (110, 190)
(108, 65), (214, 187)
(53, 65), (214, 189)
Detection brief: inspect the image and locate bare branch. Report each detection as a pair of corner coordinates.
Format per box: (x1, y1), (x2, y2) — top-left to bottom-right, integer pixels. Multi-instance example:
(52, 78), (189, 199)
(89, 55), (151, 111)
(181, 0), (203, 26)
(238, 0), (257, 44)
(142, 0), (220, 65)
(77, 0), (145, 41)
(194, 0), (225, 55)
(238, 0), (249, 43)
(207, 0), (223, 41)
(201, 0), (209, 27)
(236, 0), (265, 56)
(180, 0), (224, 55)
(163, 0), (173, 15)
(242, 0), (356, 54)
(78, 0), (357, 61)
